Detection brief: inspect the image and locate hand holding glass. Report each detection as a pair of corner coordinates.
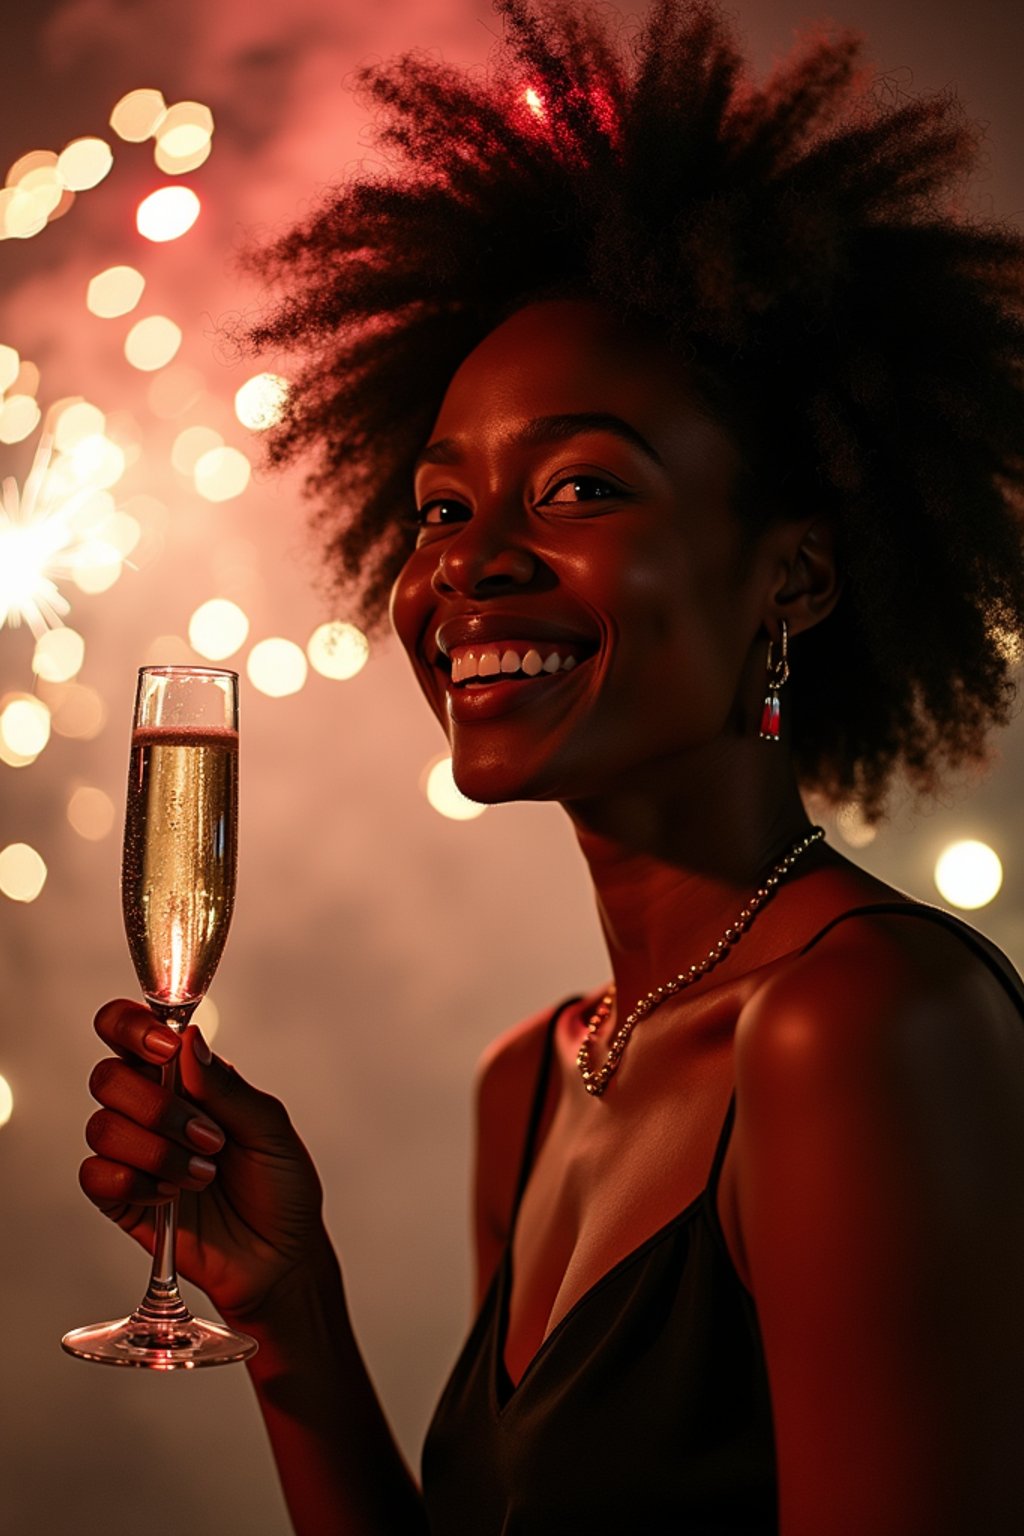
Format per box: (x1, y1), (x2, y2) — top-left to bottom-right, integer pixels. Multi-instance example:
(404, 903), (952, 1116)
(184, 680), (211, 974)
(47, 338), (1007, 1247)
(62, 666), (256, 1368)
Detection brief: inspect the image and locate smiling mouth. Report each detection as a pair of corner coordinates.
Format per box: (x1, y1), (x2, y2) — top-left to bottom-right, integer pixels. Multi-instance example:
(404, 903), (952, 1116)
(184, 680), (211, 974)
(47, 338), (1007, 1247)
(445, 641), (594, 687)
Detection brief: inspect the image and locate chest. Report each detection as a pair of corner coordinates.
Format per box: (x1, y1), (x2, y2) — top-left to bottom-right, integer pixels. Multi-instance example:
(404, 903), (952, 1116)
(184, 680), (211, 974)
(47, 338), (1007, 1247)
(504, 1010), (746, 1387)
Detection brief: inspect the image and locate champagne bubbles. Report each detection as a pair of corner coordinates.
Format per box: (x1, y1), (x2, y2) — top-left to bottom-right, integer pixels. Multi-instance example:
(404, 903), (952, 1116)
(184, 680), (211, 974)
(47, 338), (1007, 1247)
(422, 755), (487, 821)
(0, 843), (48, 902)
(934, 840), (1003, 910)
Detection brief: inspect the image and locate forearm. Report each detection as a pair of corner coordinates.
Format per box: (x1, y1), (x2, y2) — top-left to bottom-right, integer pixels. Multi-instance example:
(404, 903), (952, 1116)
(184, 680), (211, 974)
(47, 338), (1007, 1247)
(227, 1241), (429, 1536)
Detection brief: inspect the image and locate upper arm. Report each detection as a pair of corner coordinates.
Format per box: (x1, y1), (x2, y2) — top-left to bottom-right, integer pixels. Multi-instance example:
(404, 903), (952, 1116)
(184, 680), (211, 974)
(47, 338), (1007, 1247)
(471, 1007), (555, 1313)
(733, 920), (1024, 1536)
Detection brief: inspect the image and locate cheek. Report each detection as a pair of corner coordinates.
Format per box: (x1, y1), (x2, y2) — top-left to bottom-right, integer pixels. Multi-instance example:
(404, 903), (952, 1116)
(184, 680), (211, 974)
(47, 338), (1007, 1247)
(388, 553), (432, 663)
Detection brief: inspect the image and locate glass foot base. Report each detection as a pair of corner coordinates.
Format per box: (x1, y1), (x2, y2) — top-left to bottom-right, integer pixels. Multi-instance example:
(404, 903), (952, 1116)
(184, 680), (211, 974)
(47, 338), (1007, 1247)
(61, 1312), (258, 1370)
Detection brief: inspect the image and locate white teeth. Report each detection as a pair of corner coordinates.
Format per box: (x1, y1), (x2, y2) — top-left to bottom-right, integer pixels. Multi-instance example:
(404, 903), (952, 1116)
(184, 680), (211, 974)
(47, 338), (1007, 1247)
(501, 649), (520, 674)
(478, 650), (500, 677)
(451, 655), (463, 683)
(463, 649), (479, 678)
(522, 649), (543, 676)
(542, 652), (561, 674)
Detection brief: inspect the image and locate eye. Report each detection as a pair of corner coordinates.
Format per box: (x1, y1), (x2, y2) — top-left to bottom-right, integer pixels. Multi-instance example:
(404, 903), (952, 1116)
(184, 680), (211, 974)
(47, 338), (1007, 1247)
(540, 474), (620, 505)
(414, 497), (471, 528)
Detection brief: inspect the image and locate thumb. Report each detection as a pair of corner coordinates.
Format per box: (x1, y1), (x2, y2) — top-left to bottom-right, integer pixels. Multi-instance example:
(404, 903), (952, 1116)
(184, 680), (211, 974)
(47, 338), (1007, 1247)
(177, 1024), (291, 1149)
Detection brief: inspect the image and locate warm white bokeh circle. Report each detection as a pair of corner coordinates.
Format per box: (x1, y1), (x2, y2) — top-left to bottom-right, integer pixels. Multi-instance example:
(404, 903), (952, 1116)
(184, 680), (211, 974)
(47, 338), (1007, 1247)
(0, 843), (48, 903)
(247, 638), (308, 698)
(423, 755), (487, 821)
(0, 696), (51, 758)
(193, 446), (251, 502)
(32, 627), (85, 683)
(189, 599), (250, 661)
(136, 186), (200, 242)
(234, 373), (289, 431)
(0, 1074), (12, 1128)
(307, 622), (369, 681)
(934, 840), (1003, 910)
(67, 786), (116, 841)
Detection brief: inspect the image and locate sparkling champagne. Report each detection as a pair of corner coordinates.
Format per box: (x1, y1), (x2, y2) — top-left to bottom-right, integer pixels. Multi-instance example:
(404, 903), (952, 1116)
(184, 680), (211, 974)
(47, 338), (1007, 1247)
(122, 725), (238, 1009)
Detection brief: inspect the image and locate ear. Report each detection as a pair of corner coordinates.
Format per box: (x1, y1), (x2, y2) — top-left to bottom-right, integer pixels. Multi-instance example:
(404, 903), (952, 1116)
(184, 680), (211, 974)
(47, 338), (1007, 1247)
(764, 517), (842, 639)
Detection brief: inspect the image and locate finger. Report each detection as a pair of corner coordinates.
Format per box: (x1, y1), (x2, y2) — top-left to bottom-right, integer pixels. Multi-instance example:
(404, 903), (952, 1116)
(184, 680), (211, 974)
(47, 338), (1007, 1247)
(79, 1154), (178, 1210)
(93, 999), (181, 1070)
(88, 1057), (225, 1156)
(177, 1025), (295, 1151)
(85, 1108), (219, 1192)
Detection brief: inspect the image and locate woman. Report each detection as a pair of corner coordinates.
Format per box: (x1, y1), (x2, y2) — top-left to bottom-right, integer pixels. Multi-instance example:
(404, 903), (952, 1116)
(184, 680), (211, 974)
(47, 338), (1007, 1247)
(81, 2), (1024, 1531)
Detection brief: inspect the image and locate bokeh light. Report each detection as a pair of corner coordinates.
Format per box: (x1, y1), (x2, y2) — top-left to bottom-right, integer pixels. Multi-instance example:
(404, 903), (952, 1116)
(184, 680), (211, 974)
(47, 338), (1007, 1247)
(67, 785), (116, 841)
(110, 88), (167, 143)
(45, 682), (106, 740)
(188, 598), (250, 660)
(56, 137), (113, 191)
(136, 186), (200, 243)
(171, 424), (221, 475)
(234, 373), (289, 431)
(423, 755), (487, 821)
(192, 995), (220, 1044)
(156, 101), (214, 157)
(934, 840), (1003, 910)
(12, 360), (40, 397)
(155, 137), (212, 176)
(53, 400), (105, 452)
(307, 621), (369, 681)
(194, 445), (251, 502)
(124, 315), (182, 372)
(148, 364), (204, 420)
(143, 634), (194, 666)
(0, 1074), (12, 1128)
(834, 801), (876, 850)
(0, 343), (19, 391)
(69, 433), (126, 489)
(0, 695), (51, 758)
(247, 638), (307, 698)
(32, 626), (85, 683)
(0, 394), (42, 443)
(87, 265), (145, 319)
(0, 843), (48, 903)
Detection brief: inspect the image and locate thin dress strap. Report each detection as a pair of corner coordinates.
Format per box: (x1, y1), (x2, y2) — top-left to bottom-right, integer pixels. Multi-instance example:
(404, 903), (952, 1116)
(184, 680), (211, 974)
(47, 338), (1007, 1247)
(705, 898), (1024, 1201)
(508, 997), (581, 1227)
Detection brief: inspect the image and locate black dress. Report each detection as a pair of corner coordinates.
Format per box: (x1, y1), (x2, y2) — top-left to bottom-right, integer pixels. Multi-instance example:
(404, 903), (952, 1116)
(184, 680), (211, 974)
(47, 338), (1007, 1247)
(421, 903), (1024, 1535)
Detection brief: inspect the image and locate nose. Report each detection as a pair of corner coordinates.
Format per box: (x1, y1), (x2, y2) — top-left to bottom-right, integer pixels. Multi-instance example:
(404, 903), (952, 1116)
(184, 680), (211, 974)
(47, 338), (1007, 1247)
(430, 519), (537, 598)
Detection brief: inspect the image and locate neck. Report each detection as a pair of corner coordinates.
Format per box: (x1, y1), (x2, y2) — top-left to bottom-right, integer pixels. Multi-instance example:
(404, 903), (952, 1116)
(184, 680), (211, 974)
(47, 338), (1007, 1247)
(565, 740), (815, 1011)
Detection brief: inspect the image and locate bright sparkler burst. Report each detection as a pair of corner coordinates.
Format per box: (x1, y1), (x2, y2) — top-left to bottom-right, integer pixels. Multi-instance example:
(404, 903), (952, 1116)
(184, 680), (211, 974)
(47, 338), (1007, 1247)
(0, 434), (119, 636)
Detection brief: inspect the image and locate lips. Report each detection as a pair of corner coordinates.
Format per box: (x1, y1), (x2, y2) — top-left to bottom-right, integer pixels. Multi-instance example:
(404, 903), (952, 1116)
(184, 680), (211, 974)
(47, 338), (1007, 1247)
(429, 613), (599, 724)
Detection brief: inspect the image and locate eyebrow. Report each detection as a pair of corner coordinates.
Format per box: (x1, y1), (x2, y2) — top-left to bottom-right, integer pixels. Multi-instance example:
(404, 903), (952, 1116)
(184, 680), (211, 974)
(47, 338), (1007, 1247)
(413, 412), (665, 473)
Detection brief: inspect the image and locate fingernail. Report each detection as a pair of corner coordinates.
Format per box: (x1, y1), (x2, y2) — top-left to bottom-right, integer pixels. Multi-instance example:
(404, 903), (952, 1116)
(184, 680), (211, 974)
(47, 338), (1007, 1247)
(188, 1154), (217, 1181)
(192, 1028), (212, 1065)
(186, 1117), (225, 1154)
(144, 1029), (178, 1061)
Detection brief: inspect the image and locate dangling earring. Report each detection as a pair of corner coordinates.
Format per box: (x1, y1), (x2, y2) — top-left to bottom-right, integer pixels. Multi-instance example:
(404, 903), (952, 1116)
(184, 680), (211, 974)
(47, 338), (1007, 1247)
(759, 620), (789, 742)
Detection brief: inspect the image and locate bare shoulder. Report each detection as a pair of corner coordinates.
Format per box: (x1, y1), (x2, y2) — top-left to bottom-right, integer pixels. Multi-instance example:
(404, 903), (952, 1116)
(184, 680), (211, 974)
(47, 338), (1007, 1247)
(471, 997), (580, 1309)
(730, 907), (1024, 1530)
(736, 904), (1024, 1091)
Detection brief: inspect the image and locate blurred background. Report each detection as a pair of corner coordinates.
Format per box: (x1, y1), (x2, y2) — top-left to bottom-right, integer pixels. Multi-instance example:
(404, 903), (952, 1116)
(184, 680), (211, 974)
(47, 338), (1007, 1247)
(0, 1), (1021, 1531)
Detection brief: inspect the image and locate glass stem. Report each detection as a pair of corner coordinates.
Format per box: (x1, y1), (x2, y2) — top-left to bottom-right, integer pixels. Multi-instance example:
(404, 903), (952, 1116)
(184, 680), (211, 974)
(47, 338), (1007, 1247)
(134, 1005), (195, 1325)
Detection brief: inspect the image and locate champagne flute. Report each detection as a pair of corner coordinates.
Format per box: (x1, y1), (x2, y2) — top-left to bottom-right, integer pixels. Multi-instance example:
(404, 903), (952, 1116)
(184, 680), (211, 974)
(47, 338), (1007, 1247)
(62, 666), (257, 1368)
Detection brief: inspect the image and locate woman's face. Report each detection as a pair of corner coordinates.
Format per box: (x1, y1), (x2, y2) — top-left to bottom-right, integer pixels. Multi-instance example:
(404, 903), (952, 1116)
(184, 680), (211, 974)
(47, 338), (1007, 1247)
(390, 299), (778, 805)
